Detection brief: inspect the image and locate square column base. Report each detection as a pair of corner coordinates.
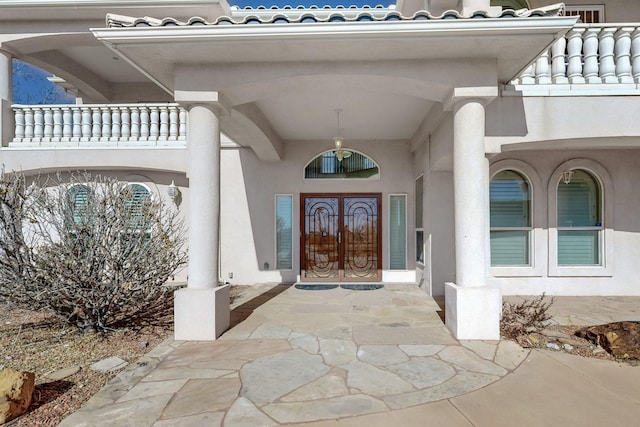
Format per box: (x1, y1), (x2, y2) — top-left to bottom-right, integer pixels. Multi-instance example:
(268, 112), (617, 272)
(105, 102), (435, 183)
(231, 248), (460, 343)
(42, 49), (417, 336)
(174, 285), (230, 340)
(445, 282), (501, 340)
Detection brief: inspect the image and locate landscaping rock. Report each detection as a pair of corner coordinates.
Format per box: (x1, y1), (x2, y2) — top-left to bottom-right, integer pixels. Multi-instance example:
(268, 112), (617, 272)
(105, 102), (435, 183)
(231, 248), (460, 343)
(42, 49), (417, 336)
(545, 343), (560, 351)
(0, 367), (35, 424)
(90, 357), (128, 373)
(45, 366), (81, 381)
(576, 321), (640, 359)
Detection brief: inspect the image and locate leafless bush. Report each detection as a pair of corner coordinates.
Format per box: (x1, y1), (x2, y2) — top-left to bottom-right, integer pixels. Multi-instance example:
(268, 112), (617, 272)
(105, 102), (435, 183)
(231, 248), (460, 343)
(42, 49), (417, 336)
(500, 294), (555, 340)
(0, 171), (187, 333)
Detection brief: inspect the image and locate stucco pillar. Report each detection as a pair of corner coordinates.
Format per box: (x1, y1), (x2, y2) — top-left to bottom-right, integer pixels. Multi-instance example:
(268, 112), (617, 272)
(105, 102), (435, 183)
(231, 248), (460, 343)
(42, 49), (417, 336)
(174, 102), (230, 340)
(0, 51), (13, 147)
(445, 89), (500, 340)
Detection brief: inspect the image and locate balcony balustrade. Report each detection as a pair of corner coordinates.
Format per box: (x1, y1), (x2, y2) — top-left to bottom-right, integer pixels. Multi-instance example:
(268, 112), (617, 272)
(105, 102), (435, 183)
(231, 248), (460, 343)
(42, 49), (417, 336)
(10, 103), (187, 147)
(512, 24), (640, 93)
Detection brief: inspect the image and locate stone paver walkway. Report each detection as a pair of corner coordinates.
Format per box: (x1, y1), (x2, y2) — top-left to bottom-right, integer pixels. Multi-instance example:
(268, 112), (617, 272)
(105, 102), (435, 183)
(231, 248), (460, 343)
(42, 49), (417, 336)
(60, 284), (528, 426)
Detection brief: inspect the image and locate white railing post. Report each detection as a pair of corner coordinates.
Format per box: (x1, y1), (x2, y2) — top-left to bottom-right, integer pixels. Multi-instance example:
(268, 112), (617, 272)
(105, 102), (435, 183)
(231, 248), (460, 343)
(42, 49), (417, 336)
(120, 106), (130, 140)
(13, 107), (24, 141)
(24, 107), (34, 140)
(584, 28), (601, 83)
(72, 107), (82, 141)
(150, 106), (159, 142)
(33, 107), (44, 140)
(91, 108), (101, 141)
(169, 106), (179, 140)
(599, 28), (618, 83)
(130, 106), (140, 138)
(615, 27), (634, 84)
(632, 28), (640, 83)
(535, 49), (552, 84)
(140, 106), (150, 140)
(567, 27), (586, 84)
(62, 107), (72, 140)
(159, 105), (169, 141)
(43, 108), (53, 140)
(111, 107), (121, 141)
(179, 108), (187, 140)
(101, 107), (111, 141)
(551, 36), (568, 84)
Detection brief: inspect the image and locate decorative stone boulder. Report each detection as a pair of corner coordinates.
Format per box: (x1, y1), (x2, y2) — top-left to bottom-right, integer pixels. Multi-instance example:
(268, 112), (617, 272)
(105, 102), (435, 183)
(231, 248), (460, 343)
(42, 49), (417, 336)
(0, 367), (35, 424)
(576, 321), (640, 360)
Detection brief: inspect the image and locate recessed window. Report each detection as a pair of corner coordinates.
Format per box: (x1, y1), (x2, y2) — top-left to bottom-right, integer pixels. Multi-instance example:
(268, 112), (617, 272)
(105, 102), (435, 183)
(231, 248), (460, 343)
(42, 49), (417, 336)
(121, 183), (151, 230)
(305, 151), (379, 179)
(415, 176), (424, 264)
(557, 170), (602, 265)
(490, 170), (531, 266)
(389, 194), (406, 270)
(275, 194), (293, 270)
(565, 5), (604, 23)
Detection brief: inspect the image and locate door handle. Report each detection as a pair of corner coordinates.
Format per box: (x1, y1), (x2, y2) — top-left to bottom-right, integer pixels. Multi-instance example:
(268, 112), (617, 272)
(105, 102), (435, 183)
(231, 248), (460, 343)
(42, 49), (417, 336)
(337, 231), (341, 244)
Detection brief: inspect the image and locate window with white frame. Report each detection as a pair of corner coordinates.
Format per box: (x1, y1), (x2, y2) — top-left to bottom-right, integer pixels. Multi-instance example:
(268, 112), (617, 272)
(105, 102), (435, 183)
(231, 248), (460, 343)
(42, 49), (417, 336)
(415, 176), (424, 264)
(389, 194), (406, 270)
(557, 169), (602, 265)
(275, 194), (293, 270)
(490, 170), (532, 266)
(565, 5), (604, 23)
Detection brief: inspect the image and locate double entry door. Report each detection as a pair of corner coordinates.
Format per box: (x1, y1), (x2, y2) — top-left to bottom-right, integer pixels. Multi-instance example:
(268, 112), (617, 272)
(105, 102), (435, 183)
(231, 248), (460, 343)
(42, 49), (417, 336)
(301, 193), (381, 282)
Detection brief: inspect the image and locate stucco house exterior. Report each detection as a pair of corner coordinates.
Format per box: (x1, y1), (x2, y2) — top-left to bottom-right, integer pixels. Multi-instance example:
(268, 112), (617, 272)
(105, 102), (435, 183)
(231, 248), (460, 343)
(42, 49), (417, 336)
(1, 0), (639, 341)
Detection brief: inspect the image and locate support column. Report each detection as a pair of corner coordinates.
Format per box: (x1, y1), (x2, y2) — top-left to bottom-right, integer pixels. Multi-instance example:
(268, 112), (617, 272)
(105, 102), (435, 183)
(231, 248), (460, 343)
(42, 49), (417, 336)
(445, 90), (500, 340)
(174, 102), (230, 340)
(0, 51), (13, 147)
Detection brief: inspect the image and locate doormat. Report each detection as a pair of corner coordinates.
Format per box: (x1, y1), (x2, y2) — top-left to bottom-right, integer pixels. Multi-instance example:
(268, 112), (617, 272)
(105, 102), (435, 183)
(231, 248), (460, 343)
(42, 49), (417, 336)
(294, 284), (384, 291)
(340, 284), (384, 291)
(294, 284), (339, 290)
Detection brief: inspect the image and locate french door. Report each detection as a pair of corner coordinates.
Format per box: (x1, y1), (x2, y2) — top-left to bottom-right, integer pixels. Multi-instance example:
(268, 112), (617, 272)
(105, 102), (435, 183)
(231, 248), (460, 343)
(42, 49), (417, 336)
(301, 193), (381, 282)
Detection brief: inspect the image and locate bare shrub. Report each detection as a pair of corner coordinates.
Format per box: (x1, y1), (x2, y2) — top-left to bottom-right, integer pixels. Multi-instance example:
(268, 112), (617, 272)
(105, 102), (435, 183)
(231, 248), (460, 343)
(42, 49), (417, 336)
(500, 294), (555, 340)
(0, 171), (187, 333)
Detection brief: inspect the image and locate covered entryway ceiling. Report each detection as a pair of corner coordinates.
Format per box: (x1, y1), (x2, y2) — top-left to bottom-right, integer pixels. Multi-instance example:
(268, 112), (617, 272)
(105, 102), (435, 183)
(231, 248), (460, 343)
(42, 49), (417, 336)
(92, 11), (576, 161)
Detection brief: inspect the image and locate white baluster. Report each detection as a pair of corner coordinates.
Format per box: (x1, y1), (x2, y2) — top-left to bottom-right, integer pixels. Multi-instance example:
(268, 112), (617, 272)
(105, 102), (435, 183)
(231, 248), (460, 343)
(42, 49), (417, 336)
(583, 28), (601, 83)
(159, 106), (169, 140)
(599, 28), (617, 83)
(169, 106), (179, 140)
(140, 107), (150, 139)
(72, 107), (82, 141)
(567, 28), (586, 84)
(130, 106), (141, 138)
(551, 36), (568, 84)
(24, 108), (34, 140)
(111, 107), (121, 140)
(101, 107), (111, 140)
(631, 28), (640, 83)
(62, 107), (72, 140)
(14, 108), (25, 141)
(615, 28), (634, 84)
(535, 49), (552, 84)
(34, 107), (44, 140)
(92, 108), (101, 140)
(179, 108), (187, 140)
(519, 63), (535, 85)
(43, 108), (53, 140)
(150, 106), (159, 140)
(81, 107), (92, 140)
(52, 107), (63, 141)
(120, 107), (130, 139)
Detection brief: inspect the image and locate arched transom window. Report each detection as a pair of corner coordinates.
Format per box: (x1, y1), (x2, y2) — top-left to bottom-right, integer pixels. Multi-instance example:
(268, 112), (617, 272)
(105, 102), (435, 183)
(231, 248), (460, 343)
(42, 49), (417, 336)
(305, 151), (379, 179)
(490, 170), (531, 266)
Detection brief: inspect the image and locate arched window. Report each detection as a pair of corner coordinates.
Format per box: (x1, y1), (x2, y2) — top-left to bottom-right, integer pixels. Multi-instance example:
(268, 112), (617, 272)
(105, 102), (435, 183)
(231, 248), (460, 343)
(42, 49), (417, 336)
(557, 170), (602, 265)
(66, 184), (90, 225)
(121, 183), (151, 230)
(490, 170), (531, 266)
(304, 151), (379, 179)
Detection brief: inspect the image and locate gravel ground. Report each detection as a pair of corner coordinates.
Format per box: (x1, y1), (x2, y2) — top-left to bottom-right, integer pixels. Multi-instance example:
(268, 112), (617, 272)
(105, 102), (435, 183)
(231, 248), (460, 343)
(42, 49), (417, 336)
(0, 286), (249, 426)
(0, 304), (173, 426)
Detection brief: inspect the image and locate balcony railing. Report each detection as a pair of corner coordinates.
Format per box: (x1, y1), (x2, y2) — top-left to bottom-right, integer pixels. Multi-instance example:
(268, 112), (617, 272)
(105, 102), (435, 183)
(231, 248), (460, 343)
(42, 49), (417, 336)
(10, 103), (187, 147)
(511, 24), (640, 92)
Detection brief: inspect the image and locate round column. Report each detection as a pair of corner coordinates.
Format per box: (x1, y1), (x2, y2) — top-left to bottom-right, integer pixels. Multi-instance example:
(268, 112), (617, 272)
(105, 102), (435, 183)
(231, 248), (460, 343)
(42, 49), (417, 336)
(188, 104), (220, 288)
(453, 98), (489, 288)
